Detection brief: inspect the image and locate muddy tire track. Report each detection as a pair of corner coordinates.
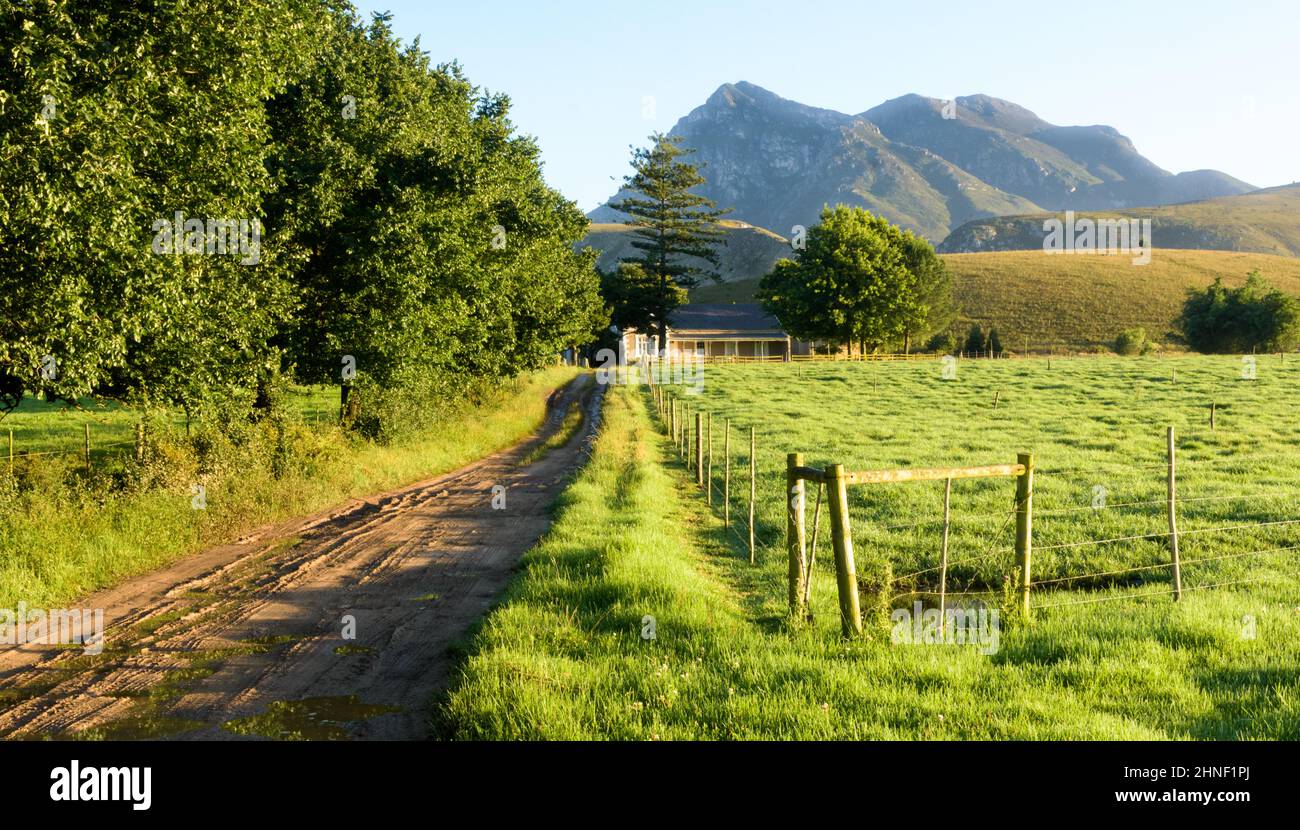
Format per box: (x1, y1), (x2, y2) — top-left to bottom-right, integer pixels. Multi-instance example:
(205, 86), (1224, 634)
(0, 374), (603, 740)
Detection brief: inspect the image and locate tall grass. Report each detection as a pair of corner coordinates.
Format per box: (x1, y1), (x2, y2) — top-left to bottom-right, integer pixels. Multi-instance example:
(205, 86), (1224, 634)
(0, 366), (579, 609)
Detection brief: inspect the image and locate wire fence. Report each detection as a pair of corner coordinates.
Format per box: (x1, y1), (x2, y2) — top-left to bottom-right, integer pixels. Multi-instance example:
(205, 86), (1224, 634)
(2, 422), (147, 475)
(645, 380), (1299, 620)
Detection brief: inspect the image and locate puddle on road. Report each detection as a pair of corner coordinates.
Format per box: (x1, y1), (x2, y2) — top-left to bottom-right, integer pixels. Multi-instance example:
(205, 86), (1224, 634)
(67, 714), (208, 741)
(220, 695), (400, 740)
(2, 635), (307, 741)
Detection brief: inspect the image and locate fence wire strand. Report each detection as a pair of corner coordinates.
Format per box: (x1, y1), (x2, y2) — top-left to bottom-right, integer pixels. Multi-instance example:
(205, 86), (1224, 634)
(648, 386), (1299, 611)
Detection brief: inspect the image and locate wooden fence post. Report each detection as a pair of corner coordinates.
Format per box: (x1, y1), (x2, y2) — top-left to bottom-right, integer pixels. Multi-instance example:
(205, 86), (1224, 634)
(1014, 451), (1034, 617)
(7, 428), (12, 476)
(824, 463), (862, 637)
(673, 398), (679, 449)
(695, 413), (704, 486)
(786, 452), (807, 618)
(1210, 401), (1216, 431)
(1167, 426), (1183, 601)
(135, 422), (145, 462)
(678, 401), (684, 455)
(723, 420), (731, 527)
(706, 412), (713, 504)
(804, 481), (824, 610)
(938, 477), (953, 620)
(684, 406), (691, 469)
(749, 427), (756, 564)
(84, 424), (92, 472)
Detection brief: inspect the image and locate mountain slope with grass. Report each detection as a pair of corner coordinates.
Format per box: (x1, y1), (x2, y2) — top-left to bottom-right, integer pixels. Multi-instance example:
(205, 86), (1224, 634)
(688, 249), (1300, 350)
(940, 184), (1300, 255)
(581, 220), (792, 283)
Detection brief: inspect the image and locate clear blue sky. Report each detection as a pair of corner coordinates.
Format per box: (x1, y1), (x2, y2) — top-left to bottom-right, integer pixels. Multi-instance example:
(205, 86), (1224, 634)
(356, 0), (1299, 214)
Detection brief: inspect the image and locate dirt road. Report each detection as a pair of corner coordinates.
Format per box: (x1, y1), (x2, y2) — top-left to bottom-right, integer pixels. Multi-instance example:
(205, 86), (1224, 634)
(0, 374), (602, 740)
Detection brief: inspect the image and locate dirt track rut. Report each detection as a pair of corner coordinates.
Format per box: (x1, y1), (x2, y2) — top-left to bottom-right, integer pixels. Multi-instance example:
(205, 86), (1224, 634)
(0, 374), (602, 740)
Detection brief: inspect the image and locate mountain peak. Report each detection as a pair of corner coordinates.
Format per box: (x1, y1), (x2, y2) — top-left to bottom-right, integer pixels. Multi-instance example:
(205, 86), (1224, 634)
(690, 81), (851, 128)
(954, 94), (1051, 133)
(590, 83), (1254, 241)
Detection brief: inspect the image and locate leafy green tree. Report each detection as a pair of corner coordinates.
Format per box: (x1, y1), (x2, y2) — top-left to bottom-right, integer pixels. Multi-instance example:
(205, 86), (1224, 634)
(925, 331), (959, 354)
(600, 262), (680, 335)
(1177, 272), (1300, 353)
(1, 1), (603, 432)
(0, 0), (314, 418)
(757, 206), (913, 354)
(897, 231), (957, 354)
(264, 10), (603, 407)
(606, 133), (729, 348)
(987, 327), (1003, 356)
(964, 323), (986, 355)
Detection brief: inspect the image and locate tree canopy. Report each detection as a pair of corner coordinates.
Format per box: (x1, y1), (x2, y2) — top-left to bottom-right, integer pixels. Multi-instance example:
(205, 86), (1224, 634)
(604, 133), (728, 346)
(755, 205), (954, 353)
(1177, 272), (1300, 354)
(1, 1), (604, 422)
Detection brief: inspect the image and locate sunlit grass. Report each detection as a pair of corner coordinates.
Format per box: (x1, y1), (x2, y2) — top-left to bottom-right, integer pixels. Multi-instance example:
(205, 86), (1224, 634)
(0, 367), (580, 609)
(442, 361), (1299, 739)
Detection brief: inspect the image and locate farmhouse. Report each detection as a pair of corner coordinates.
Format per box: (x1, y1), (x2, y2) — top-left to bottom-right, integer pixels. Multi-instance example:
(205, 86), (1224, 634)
(620, 303), (809, 361)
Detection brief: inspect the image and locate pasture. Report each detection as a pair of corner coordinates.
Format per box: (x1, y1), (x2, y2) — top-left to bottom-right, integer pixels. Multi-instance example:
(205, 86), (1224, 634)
(443, 356), (1300, 739)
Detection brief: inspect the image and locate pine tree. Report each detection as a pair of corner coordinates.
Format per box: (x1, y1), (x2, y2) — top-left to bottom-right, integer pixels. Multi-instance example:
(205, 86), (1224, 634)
(607, 133), (729, 349)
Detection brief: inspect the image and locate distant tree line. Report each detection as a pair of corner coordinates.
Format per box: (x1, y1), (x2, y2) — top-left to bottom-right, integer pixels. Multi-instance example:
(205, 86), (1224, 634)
(0, 2), (604, 431)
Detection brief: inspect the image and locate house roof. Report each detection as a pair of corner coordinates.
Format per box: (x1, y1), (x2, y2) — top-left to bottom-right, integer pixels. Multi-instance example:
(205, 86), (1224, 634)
(664, 304), (787, 337)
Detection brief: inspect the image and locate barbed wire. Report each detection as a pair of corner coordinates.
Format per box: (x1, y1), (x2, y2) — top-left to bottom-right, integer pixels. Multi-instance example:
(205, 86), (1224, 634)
(1031, 574), (1282, 610)
(650, 391), (1299, 608)
(1034, 491), (1299, 517)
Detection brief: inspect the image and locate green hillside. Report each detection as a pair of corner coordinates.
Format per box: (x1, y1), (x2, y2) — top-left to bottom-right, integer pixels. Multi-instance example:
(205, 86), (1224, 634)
(580, 220), (792, 283)
(691, 249), (1300, 350)
(940, 184), (1300, 256)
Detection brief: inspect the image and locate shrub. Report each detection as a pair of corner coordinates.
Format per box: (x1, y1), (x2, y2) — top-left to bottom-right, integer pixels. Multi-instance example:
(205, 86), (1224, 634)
(925, 331), (959, 354)
(964, 323), (986, 355)
(987, 327), (1003, 356)
(1177, 272), (1300, 353)
(1114, 327), (1147, 355)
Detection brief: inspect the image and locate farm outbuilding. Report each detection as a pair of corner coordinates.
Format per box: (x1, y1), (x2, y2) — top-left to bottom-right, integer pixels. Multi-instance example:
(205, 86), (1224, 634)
(620, 303), (810, 361)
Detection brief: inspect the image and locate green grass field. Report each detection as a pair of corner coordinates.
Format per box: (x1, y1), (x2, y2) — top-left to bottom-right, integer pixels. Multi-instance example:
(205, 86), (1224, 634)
(1, 385), (340, 462)
(441, 357), (1300, 739)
